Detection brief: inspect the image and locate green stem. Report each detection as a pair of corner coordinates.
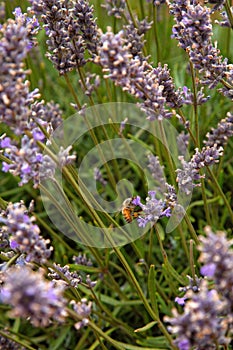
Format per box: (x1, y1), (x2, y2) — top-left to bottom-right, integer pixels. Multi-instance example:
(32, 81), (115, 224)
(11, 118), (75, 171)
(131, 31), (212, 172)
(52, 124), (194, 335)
(200, 176), (212, 226)
(158, 120), (176, 186)
(67, 309), (125, 350)
(177, 225), (189, 261)
(153, 4), (161, 64)
(189, 61), (199, 147)
(0, 196), (8, 210)
(189, 240), (196, 281)
(64, 73), (82, 109)
(206, 166), (233, 224)
(184, 213), (199, 244)
(177, 109), (196, 145)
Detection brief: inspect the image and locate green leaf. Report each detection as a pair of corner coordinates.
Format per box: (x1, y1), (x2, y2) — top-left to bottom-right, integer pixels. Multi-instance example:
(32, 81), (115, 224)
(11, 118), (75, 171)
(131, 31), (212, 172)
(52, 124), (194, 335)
(134, 321), (157, 333)
(148, 265), (158, 315)
(49, 327), (71, 350)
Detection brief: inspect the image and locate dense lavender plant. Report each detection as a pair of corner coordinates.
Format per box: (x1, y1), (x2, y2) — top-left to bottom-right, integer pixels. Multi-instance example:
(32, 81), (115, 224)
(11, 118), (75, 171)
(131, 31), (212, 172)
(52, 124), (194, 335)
(0, 266), (67, 327)
(0, 201), (53, 263)
(123, 17), (152, 59)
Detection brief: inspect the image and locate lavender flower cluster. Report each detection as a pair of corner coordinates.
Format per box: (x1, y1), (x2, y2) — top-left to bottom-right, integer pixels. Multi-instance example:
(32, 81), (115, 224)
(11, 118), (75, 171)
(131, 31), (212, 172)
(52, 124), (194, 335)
(0, 8), (76, 188)
(169, 0), (233, 98)
(0, 266), (67, 327)
(166, 227), (233, 349)
(0, 201), (53, 264)
(96, 28), (183, 120)
(29, 0), (100, 74)
(176, 110), (233, 195)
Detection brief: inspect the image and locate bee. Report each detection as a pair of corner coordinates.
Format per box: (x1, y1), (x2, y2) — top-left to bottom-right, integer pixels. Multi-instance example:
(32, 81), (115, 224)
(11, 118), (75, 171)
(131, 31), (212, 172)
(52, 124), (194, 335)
(121, 197), (142, 223)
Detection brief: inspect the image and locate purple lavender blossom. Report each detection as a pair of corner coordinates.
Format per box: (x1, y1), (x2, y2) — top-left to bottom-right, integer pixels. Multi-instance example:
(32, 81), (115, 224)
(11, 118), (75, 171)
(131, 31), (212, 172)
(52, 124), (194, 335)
(73, 0), (100, 56)
(179, 275), (202, 294)
(86, 275), (97, 288)
(94, 167), (107, 186)
(0, 201), (53, 264)
(0, 135), (56, 188)
(96, 29), (133, 84)
(152, 63), (183, 108)
(182, 86), (210, 105)
(176, 156), (202, 196)
(29, 0), (86, 74)
(1, 266), (67, 327)
(133, 191), (171, 227)
(30, 100), (63, 134)
(204, 112), (233, 148)
(165, 280), (230, 350)
(176, 144), (223, 195)
(57, 146), (76, 168)
(30, 0), (100, 73)
(191, 145), (223, 168)
(147, 154), (166, 191)
(73, 253), (93, 266)
(13, 7), (40, 49)
(101, 0), (126, 19)
(176, 131), (189, 156)
(48, 263), (82, 288)
(97, 29), (181, 120)
(218, 64), (233, 99)
(199, 227), (233, 315)
(175, 296), (186, 306)
(70, 298), (92, 330)
(215, 7), (233, 27)
(164, 183), (177, 209)
(0, 15), (40, 134)
(79, 73), (100, 96)
(123, 20), (147, 59)
(119, 117), (128, 135)
(170, 1), (229, 91)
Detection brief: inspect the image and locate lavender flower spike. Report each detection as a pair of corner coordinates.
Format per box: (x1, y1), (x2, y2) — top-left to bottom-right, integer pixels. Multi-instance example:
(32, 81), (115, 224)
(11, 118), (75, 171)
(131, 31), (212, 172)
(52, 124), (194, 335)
(133, 191), (171, 227)
(165, 280), (230, 350)
(1, 266), (67, 327)
(199, 227), (233, 316)
(0, 201), (53, 264)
